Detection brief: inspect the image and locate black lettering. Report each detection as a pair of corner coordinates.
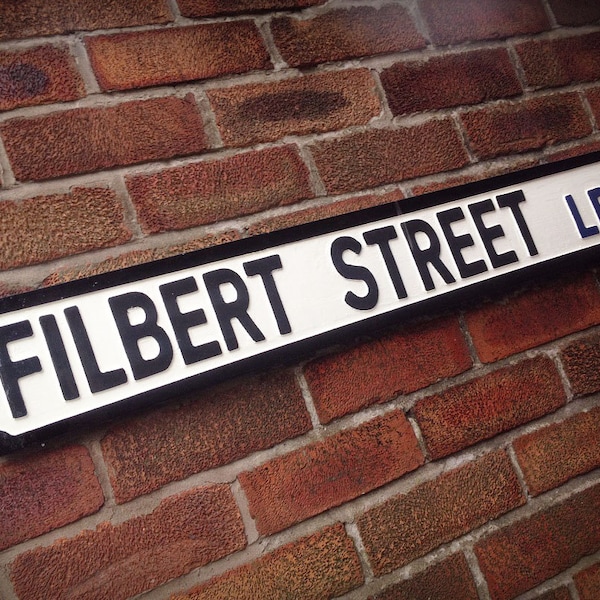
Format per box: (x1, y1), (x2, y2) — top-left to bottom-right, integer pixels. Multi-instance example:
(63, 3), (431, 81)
(363, 226), (407, 299)
(497, 190), (538, 256)
(331, 236), (378, 310)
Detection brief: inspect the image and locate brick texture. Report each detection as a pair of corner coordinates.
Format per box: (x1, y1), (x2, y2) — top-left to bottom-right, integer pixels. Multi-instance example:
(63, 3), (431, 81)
(461, 93), (592, 159)
(562, 331), (600, 396)
(536, 589), (572, 600)
(311, 119), (469, 194)
(0, 445), (104, 551)
(419, 0), (549, 46)
(586, 87), (600, 123)
(381, 49), (521, 117)
(357, 451), (525, 575)
(86, 22), (271, 92)
(271, 5), (425, 68)
(178, 0), (326, 18)
(208, 69), (381, 147)
(0, 45), (85, 111)
(127, 146), (313, 233)
(548, 0), (600, 26)
(171, 524), (363, 600)
(475, 483), (600, 600)
(415, 356), (565, 459)
(239, 411), (424, 535)
(575, 562), (600, 600)
(466, 273), (600, 362)
(10, 485), (246, 600)
(102, 371), (311, 503)
(1, 96), (206, 182)
(514, 406), (600, 496)
(0, 187), (131, 269)
(304, 316), (471, 424)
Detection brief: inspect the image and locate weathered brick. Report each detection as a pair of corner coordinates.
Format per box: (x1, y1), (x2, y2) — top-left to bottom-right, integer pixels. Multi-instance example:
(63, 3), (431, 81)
(586, 87), (600, 123)
(548, 0), (600, 26)
(239, 411), (424, 535)
(381, 49), (521, 117)
(514, 406), (600, 496)
(102, 371), (311, 503)
(575, 562), (600, 600)
(466, 273), (600, 362)
(304, 316), (471, 424)
(1, 96), (206, 182)
(10, 485), (246, 600)
(516, 32), (600, 90)
(0, 44), (85, 111)
(461, 93), (592, 160)
(0, 446), (104, 551)
(475, 483), (600, 600)
(312, 119), (469, 194)
(171, 524), (362, 600)
(271, 5), (425, 68)
(562, 331), (600, 396)
(415, 356), (565, 459)
(127, 145), (313, 233)
(0, 0), (172, 40)
(371, 553), (479, 600)
(208, 69), (381, 147)
(179, 0), (326, 17)
(546, 139), (600, 163)
(419, 0), (549, 46)
(0, 187), (131, 269)
(357, 451), (524, 575)
(86, 22), (271, 92)
(533, 589), (572, 600)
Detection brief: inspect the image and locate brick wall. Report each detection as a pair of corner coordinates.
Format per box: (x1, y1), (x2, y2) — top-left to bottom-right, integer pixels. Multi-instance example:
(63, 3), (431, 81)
(1, 1), (600, 599)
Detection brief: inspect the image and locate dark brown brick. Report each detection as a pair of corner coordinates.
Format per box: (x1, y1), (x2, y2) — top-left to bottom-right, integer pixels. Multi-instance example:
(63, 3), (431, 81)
(312, 119), (469, 194)
(575, 562), (600, 600)
(86, 22), (271, 92)
(0, 187), (131, 269)
(548, 0), (600, 26)
(127, 145), (313, 233)
(0, 0), (173, 40)
(1, 96), (206, 182)
(239, 411), (424, 534)
(562, 331), (600, 396)
(208, 69), (381, 147)
(381, 49), (521, 117)
(304, 316), (471, 424)
(475, 483), (600, 600)
(0, 446), (104, 551)
(271, 5), (425, 68)
(358, 451), (525, 575)
(461, 93), (592, 159)
(534, 589), (572, 600)
(420, 0), (549, 46)
(466, 273), (600, 363)
(586, 87), (600, 124)
(179, 0), (326, 18)
(0, 44), (85, 112)
(171, 524), (362, 600)
(102, 371), (311, 503)
(415, 356), (565, 459)
(10, 485), (245, 600)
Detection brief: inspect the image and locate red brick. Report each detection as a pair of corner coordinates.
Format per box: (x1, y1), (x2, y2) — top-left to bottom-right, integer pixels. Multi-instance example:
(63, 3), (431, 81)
(171, 524), (362, 600)
(516, 32), (600, 90)
(127, 145), (313, 234)
(312, 119), (469, 194)
(475, 483), (600, 600)
(0, 45), (85, 112)
(179, 0), (326, 17)
(514, 406), (600, 496)
(533, 589), (571, 600)
(546, 139), (600, 163)
(548, 0), (600, 26)
(420, 0), (549, 46)
(575, 562), (600, 600)
(461, 93), (592, 160)
(0, 187), (131, 269)
(562, 331), (600, 396)
(415, 356), (565, 459)
(240, 411), (424, 535)
(0, 446), (103, 551)
(1, 96), (206, 182)
(208, 69), (381, 147)
(0, 0), (172, 40)
(358, 451), (524, 575)
(271, 5), (425, 68)
(304, 316), (471, 424)
(586, 87), (600, 124)
(102, 371), (311, 503)
(86, 22), (270, 92)
(372, 553), (479, 600)
(466, 273), (600, 362)
(381, 49), (521, 117)
(10, 485), (245, 600)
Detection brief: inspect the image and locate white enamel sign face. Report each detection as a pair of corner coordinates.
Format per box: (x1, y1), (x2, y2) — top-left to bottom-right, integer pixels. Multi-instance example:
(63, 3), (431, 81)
(1, 154), (600, 449)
